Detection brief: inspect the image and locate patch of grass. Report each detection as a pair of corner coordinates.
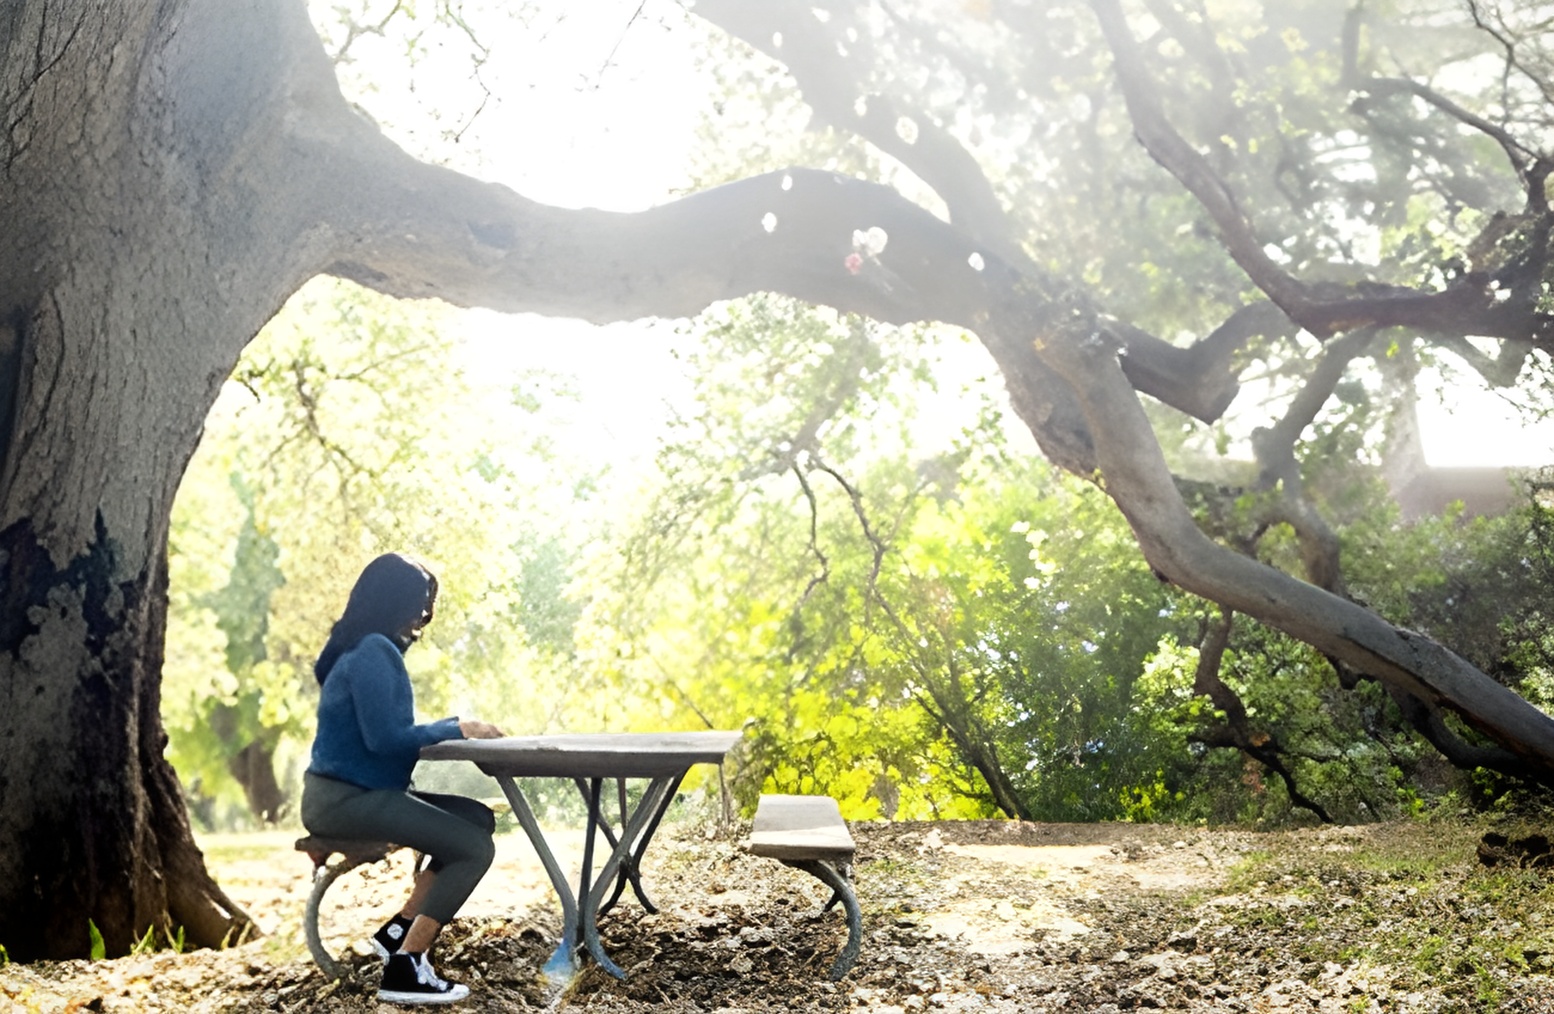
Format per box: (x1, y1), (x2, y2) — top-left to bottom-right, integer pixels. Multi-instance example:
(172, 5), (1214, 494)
(1341, 837), (1472, 878)
(1464, 866), (1550, 903)
(1190, 822), (1554, 1009)
(862, 854), (931, 887)
(1223, 849), (1278, 892)
(1473, 962), (1504, 1008)
(198, 837), (296, 865)
(128, 923), (188, 955)
(1409, 932), (1448, 973)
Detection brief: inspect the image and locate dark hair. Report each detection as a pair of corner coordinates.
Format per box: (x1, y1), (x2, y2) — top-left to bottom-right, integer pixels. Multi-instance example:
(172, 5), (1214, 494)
(314, 553), (439, 685)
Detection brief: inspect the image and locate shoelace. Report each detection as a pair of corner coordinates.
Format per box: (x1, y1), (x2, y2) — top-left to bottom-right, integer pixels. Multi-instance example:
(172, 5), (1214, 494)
(413, 954), (449, 990)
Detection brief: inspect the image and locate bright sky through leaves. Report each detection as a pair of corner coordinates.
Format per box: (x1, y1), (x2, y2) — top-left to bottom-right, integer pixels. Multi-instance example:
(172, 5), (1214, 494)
(318, 0), (1554, 470)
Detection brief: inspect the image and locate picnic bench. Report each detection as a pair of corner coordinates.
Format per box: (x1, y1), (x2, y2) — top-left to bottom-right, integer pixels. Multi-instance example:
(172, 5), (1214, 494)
(747, 794), (861, 979)
(295, 835), (406, 979)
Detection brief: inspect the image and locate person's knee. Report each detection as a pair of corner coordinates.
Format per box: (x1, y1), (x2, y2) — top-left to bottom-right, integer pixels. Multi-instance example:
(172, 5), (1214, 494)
(441, 794), (496, 835)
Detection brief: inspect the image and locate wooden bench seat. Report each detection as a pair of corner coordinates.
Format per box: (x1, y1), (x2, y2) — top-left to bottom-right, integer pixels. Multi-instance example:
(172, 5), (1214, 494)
(294, 835), (405, 979)
(748, 794), (861, 979)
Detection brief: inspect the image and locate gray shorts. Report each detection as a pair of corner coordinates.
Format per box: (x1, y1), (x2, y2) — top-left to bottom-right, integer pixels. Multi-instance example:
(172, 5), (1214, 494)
(302, 771), (496, 925)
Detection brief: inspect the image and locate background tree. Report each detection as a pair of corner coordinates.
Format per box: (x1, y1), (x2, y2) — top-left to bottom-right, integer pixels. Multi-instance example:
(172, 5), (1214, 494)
(6, 0), (1554, 958)
(591, 294), (1526, 825)
(165, 275), (600, 827)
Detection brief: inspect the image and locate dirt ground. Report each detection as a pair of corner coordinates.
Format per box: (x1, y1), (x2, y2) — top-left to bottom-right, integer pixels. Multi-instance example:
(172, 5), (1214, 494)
(4, 815), (1554, 1013)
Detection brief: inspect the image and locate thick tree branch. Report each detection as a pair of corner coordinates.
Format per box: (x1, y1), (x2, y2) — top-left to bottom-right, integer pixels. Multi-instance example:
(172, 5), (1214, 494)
(1388, 684), (1526, 778)
(1249, 328), (1376, 592)
(301, 118), (1554, 783)
(1109, 301), (1295, 424)
(693, 0), (1028, 269)
(694, 0), (1261, 426)
(265, 0), (1554, 784)
(1088, 0), (1313, 317)
(1431, 332), (1534, 388)
(1089, 0), (1554, 347)
(1027, 312), (1554, 782)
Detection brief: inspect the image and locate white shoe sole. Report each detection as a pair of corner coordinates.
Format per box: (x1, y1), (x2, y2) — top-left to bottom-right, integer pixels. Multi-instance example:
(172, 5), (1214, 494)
(376, 984), (470, 1005)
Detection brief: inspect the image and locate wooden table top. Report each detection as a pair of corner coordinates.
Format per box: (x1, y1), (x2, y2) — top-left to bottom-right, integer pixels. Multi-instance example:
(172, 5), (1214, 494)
(420, 730), (743, 779)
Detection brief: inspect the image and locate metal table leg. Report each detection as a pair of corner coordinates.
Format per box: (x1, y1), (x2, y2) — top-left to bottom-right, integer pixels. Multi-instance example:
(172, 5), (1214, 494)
(577, 777), (602, 922)
(303, 858), (366, 979)
(493, 775), (581, 978)
(577, 774), (678, 979)
(581, 773), (686, 917)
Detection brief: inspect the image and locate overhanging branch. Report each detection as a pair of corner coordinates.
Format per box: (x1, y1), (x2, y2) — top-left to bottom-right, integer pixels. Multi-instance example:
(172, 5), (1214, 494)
(274, 0), (1554, 785)
(1089, 0), (1554, 346)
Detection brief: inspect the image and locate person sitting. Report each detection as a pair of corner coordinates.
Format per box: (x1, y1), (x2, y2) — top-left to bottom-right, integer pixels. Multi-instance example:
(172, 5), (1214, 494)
(300, 552), (505, 1005)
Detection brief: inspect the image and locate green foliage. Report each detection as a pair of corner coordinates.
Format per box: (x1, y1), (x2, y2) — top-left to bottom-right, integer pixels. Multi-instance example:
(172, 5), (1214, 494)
(584, 296), (1212, 821)
(165, 479), (295, 823)
(168, 273), (1547, 834)
(167, 277), (601, 826)
(171, 2), (1554, 831)
(87, 920), (104, 961)
(122, 920), (190, 957)
(863, 461), (1191, 821)
(574, 297), (1018, 816)
(561, 287), (1554, 825)
(1125, 473), (1554, 825)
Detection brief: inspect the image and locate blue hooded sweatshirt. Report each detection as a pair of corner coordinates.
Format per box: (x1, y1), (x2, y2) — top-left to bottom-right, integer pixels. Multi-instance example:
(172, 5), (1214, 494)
(307, 633), (463, 790)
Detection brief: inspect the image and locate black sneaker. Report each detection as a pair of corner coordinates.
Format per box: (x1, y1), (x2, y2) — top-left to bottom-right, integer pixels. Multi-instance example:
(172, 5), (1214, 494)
(372, 913), (414, 961)
(378, 951), (470, 1005)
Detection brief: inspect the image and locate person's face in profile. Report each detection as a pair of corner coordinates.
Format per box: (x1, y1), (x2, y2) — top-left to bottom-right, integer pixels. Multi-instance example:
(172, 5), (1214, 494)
(398, 586), (436, 647)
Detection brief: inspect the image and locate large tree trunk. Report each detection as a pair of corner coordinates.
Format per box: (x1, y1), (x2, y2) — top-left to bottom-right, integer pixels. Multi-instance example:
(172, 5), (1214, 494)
(0, 0), (331, 957)
(0, 522), (252, 958)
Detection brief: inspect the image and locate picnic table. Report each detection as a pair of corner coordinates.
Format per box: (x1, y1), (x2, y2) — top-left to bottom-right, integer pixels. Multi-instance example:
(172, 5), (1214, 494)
(419, 730), (742, 978)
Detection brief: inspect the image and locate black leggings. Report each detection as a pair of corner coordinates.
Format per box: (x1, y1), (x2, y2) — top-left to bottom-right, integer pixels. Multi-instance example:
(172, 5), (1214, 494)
(302, 772), (496, 925)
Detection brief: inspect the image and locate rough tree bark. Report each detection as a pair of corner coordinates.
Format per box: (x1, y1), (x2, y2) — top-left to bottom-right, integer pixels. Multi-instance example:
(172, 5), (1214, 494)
(0, 0), (366, 958)
(4, 0), (1554, 959)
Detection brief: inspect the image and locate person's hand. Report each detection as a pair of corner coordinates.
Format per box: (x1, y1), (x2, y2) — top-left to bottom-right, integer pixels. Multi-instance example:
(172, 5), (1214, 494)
(459, 719), (504, 740)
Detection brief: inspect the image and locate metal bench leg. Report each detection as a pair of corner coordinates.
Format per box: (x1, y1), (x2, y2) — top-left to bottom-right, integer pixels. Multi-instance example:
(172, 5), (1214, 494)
(786, 859), (862, 980)
(303, 859), (368, 980)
